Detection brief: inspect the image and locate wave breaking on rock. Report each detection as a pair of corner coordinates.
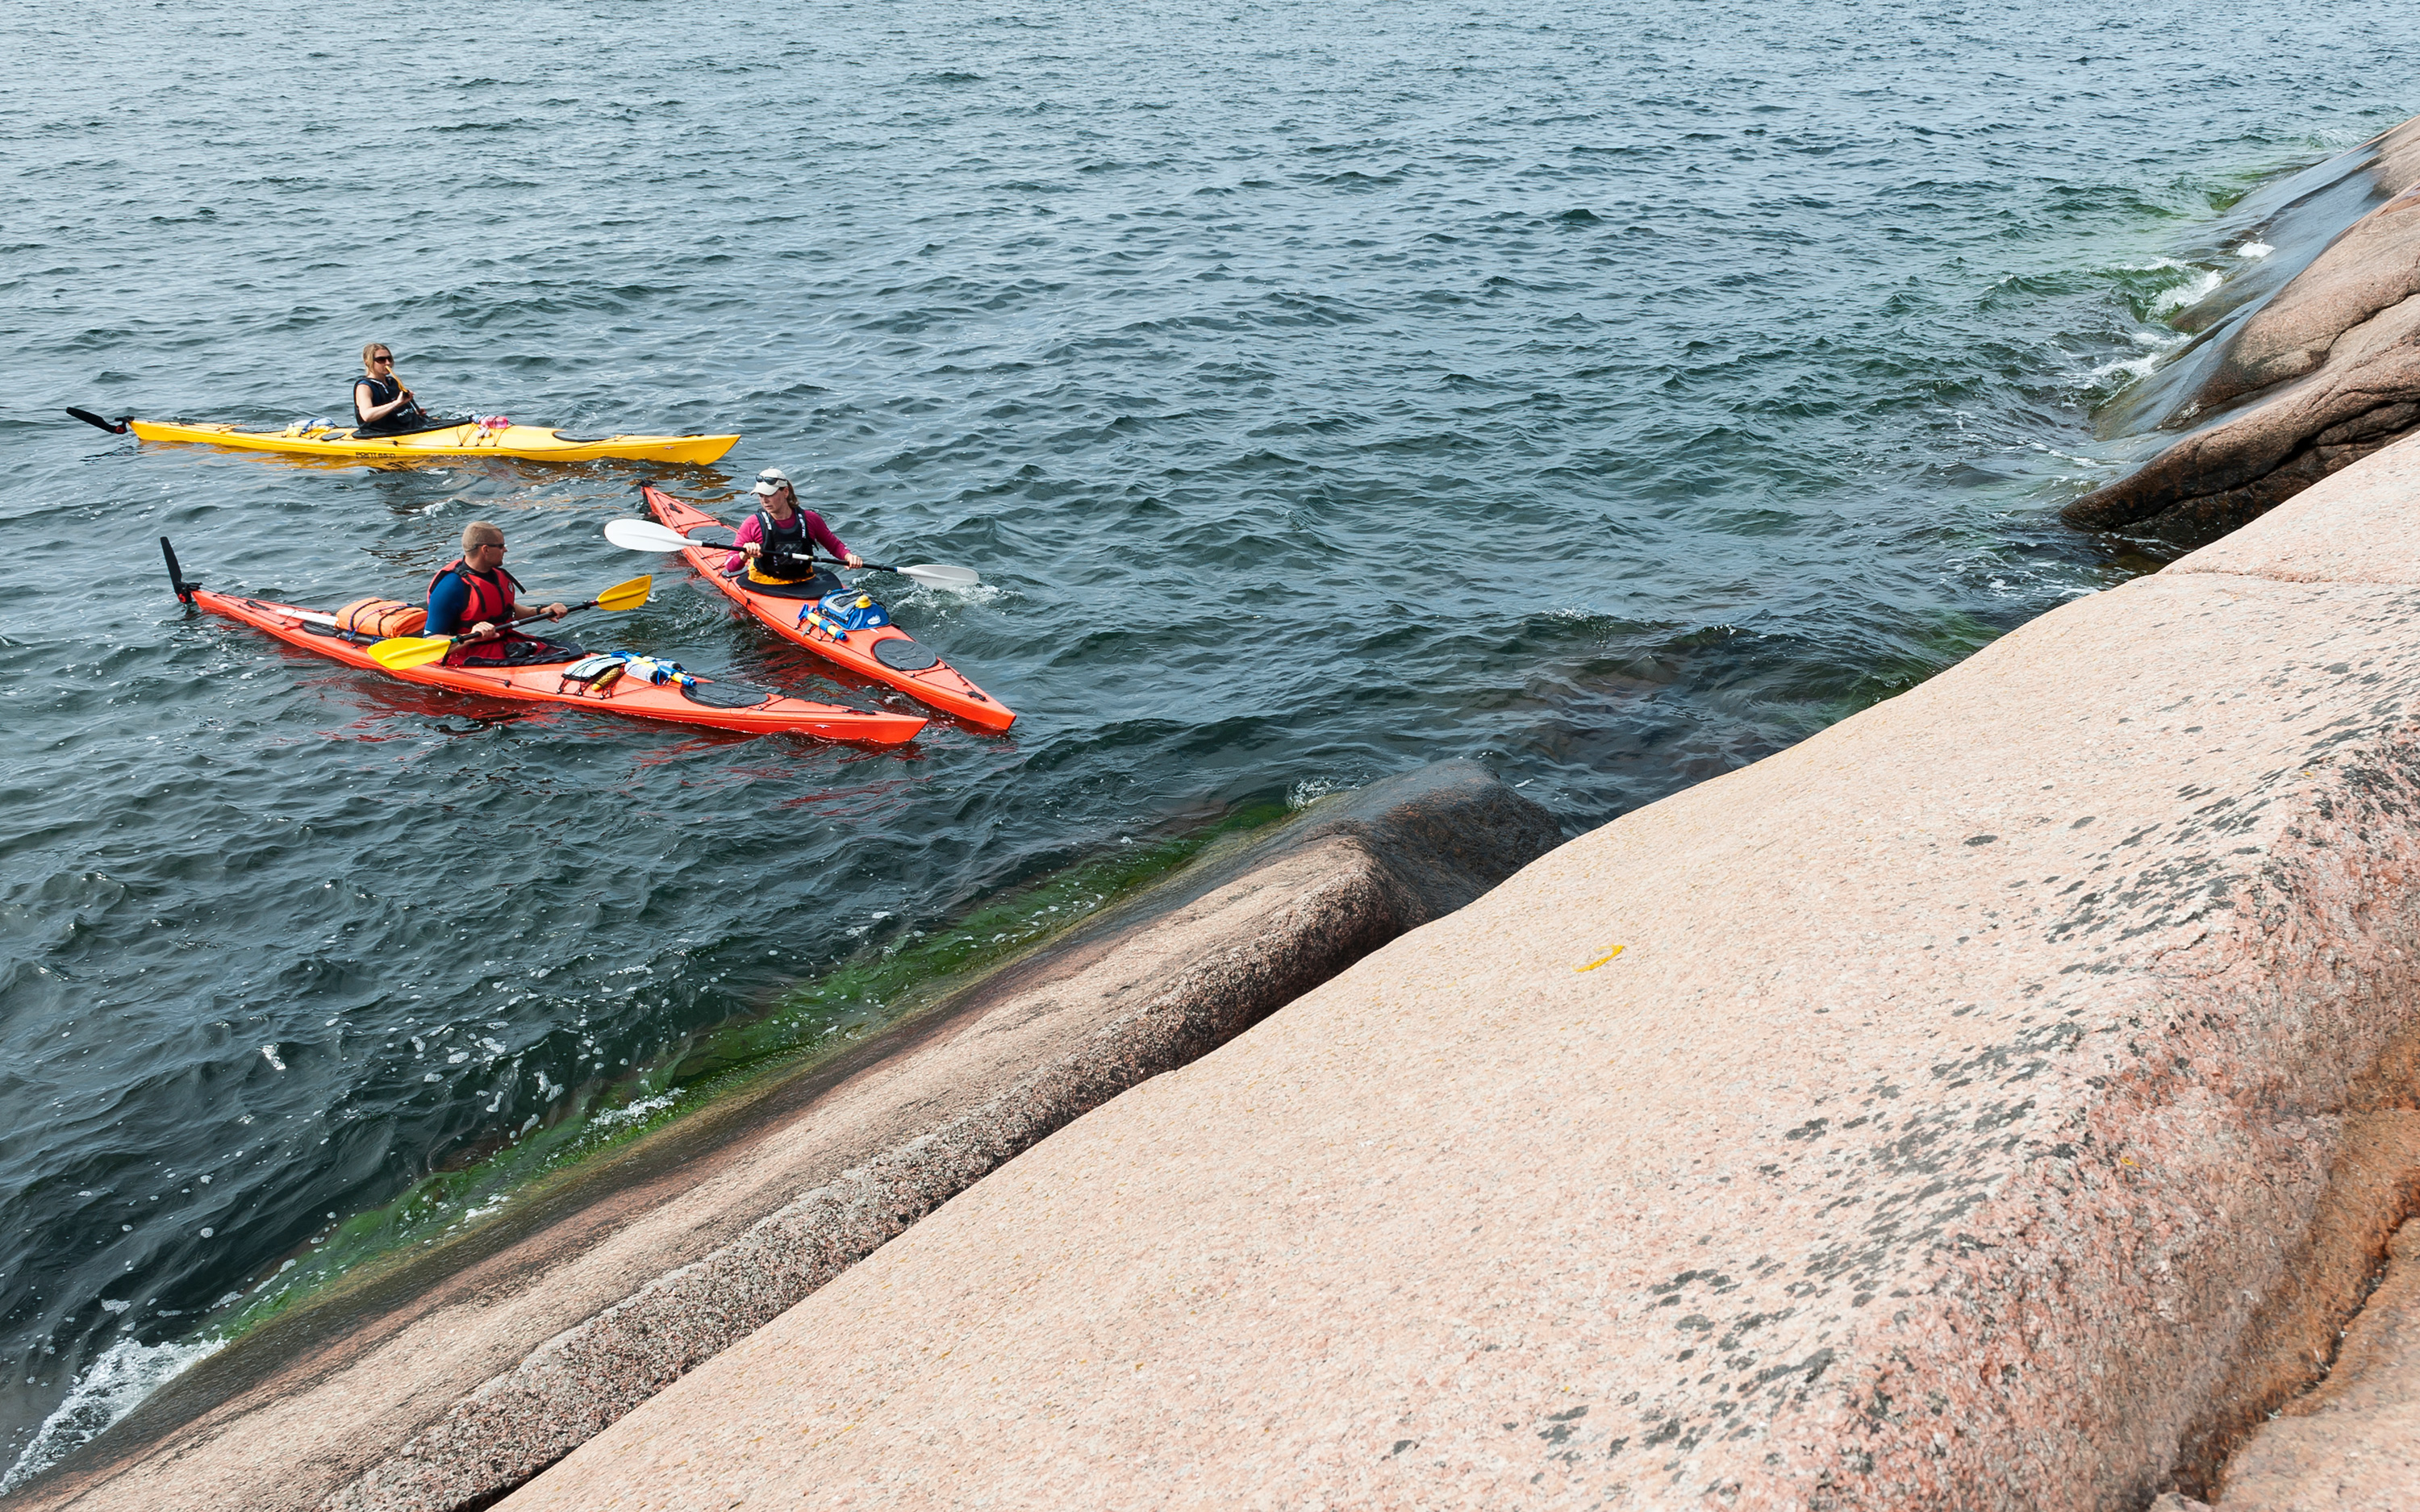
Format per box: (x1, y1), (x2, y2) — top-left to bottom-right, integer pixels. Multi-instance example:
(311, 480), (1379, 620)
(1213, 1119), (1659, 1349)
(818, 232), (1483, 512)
(2067, 116), (2420, 542)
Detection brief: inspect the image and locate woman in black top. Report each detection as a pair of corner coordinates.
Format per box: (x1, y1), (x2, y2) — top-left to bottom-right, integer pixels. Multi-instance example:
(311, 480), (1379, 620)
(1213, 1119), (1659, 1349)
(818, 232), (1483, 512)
(353, 342), (429, 433)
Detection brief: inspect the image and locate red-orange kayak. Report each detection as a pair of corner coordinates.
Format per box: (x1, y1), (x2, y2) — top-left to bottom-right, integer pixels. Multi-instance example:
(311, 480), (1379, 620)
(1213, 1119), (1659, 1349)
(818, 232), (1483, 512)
(177, 581), (927, 746)
(640, 485), (1015, 731)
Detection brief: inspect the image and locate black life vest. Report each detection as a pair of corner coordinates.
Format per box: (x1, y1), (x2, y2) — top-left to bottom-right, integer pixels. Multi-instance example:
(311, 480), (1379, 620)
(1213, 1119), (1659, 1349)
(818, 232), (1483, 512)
(749, 506), (819, 581)
(426, 559), (523, 661)
(354, 373), (427, 431)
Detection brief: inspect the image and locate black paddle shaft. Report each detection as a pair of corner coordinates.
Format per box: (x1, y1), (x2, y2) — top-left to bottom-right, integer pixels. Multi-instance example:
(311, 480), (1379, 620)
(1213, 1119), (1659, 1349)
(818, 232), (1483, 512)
(683, 539), (882, 574)
(631, 521), (899, 575)
(465, 598), (599, 638)
(70, 407), (132, 435)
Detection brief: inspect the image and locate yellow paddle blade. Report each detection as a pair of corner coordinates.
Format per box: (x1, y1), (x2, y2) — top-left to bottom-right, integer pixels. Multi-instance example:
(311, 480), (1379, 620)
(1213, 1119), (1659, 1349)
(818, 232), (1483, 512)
(367, 635), (457, 671)
(595, 574), (653, 611)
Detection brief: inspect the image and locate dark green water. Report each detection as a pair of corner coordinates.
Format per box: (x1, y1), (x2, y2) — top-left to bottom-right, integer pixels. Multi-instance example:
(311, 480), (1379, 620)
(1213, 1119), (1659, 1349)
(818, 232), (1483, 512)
(5, 0), (2416, 1482)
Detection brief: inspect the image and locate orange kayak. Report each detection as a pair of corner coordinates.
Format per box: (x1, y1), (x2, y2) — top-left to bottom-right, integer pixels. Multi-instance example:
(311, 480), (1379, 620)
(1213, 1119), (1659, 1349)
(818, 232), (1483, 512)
(640, 485), (1016, 731)
(179, 583), (926, 745)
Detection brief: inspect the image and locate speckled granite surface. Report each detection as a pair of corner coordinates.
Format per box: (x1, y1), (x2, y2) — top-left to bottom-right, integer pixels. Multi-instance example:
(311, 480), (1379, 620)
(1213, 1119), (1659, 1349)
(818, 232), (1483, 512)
(12, 764), (1556, 1512)
(503, 442), (2420, 1510)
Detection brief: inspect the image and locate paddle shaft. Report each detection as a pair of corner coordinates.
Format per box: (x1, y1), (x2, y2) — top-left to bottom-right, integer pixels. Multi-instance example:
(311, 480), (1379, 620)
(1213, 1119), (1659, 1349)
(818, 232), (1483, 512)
(603, 518), (976, 585)
(457, 597), (596, 641)
(699, 539), (916, 576)
(390, 594), (603, 656)
(680, 538), (870, 572)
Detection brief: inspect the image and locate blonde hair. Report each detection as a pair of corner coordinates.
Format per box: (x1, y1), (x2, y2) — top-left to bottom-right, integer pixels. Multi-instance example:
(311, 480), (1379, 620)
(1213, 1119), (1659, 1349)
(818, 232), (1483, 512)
(461, 520), (505, 550)
(361, 341), (394, 374)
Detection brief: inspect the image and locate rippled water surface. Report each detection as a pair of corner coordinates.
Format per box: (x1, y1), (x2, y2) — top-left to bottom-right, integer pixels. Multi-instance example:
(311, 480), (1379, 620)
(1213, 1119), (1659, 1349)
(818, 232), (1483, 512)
(6, 0), (2418, 1481)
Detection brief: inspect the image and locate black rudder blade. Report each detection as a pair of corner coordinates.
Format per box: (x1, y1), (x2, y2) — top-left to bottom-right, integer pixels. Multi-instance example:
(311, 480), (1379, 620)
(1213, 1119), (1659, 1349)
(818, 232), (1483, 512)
(67, 406), (131, 435)
(161, 537), (198, 602)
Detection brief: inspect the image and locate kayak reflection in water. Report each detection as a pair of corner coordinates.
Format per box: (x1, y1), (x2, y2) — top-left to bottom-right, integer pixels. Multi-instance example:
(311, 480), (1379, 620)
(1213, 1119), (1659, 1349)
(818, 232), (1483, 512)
(424, 521), (571, 665)
(724, 467), (863, 585)
(353, 341), (433, 434)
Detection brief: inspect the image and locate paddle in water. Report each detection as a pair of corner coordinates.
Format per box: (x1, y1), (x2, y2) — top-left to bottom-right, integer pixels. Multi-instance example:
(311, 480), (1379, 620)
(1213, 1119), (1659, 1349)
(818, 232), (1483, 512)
(70, 406), (133, 435)
(600, 517), (980, 588)
(368, 575), (653, 670)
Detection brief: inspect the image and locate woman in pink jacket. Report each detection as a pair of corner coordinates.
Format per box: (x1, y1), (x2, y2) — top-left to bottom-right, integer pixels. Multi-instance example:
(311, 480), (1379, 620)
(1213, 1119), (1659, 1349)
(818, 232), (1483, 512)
(724, 468), (864, 584)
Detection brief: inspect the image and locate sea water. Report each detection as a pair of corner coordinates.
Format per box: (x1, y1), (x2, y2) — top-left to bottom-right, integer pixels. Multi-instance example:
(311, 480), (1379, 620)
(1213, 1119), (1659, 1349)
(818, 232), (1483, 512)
(3, 0), (2415, 1481)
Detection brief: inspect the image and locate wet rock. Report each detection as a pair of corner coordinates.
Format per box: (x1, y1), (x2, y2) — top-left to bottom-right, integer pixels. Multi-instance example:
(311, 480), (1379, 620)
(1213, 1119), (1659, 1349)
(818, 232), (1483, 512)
(8, 763), (1558, 1512)
(2066, 116), (2420, 543)
(502, 439), (2420, 1510)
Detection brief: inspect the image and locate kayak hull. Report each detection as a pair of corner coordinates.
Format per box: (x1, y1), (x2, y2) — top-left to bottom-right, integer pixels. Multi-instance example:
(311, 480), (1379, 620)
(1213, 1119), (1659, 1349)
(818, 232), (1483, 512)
(641, 485), (1016, 731)
(190, 589), (925, 745)
(128, 419), (738, 464)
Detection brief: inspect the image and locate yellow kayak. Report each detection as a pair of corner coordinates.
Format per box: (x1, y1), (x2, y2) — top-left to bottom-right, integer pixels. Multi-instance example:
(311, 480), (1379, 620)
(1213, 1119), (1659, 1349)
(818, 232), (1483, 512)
(81, 411), (736, 464)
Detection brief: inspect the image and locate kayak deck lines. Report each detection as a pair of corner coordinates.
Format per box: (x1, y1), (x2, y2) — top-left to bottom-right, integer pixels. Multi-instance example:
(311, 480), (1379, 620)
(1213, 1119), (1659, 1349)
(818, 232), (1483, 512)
(120, 417), (737, 464)
(174, 578), (924, 746)
(640, 484), (1016, 731)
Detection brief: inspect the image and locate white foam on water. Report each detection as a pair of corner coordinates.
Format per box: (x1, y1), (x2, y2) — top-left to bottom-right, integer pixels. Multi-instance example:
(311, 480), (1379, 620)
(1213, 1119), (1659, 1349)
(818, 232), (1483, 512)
(2149, 269), (2223, 315)
(2084, 323), (2191, 387)
(0, 1333), (224, 1493)
(2237, 240), (2275, 258)
(902, 580), (1005, 609)
(1287, 777), (1348, 810)
(2088, 350), (2164, 384)
(590, 1092), (678, 1132)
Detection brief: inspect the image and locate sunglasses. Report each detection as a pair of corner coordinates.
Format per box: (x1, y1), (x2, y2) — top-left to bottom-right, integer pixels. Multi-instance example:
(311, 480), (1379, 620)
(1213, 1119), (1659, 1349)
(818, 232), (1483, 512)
(371, 355), (394, 364)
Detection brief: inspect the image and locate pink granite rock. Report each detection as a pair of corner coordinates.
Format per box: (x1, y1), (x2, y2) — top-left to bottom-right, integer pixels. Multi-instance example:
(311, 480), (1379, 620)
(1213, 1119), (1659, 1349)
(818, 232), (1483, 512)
(2064, 117), (2420, 542)
(2205, 1194), (2420, 1508)
(503, 439), (2420, 1510)
(2167, 1109), (2420, 1497)
(2191, 177), (2420, 414)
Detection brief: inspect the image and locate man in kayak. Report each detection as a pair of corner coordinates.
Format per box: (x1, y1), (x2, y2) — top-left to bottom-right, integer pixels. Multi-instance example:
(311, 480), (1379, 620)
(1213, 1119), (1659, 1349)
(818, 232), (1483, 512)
(353, 343), (432, 434)
(724, 469), (863, 585)
(426, 522), (570, 664)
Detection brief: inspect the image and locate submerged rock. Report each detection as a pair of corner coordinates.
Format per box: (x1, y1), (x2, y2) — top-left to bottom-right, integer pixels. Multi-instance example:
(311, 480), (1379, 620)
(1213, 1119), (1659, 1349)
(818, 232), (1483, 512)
(2066, 116), (2420, 541)
(10, 764), (1558, 1512)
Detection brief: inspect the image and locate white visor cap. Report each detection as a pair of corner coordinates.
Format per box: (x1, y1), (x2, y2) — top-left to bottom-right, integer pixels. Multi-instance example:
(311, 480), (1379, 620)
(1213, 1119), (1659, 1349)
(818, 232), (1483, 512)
(752, 467), (791, 497)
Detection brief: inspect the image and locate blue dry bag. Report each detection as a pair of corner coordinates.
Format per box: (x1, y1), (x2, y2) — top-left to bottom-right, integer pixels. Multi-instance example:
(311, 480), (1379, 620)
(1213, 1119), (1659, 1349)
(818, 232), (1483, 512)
(812, 593), (890, 631)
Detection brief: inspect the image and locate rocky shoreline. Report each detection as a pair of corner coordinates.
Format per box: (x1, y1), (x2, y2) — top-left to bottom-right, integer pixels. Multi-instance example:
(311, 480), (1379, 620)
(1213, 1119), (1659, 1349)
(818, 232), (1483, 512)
(10, 767), (1560, 1511)
(33, 117), (2420, 1512)
(2066, 118), (2420, 543)
(499, 433), (2420, 1510)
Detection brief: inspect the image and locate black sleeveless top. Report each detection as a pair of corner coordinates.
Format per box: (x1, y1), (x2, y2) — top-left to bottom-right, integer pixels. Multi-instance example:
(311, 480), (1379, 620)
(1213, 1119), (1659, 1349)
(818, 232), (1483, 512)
(353, 373), (425, 432)
(751, 507), (818, 581)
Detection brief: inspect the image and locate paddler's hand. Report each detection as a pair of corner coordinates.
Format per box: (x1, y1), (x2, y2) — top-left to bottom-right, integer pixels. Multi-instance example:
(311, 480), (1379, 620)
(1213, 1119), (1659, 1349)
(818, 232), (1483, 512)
(468, 619), (499, 641)
(844, 552), (863, 569)
(542, 603), (569, 620)
(742, 542), (763, 559)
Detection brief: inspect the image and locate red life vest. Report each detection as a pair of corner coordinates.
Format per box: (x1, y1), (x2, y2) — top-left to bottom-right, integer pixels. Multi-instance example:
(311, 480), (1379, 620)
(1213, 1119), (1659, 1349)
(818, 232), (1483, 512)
(427, 559), (524, 663)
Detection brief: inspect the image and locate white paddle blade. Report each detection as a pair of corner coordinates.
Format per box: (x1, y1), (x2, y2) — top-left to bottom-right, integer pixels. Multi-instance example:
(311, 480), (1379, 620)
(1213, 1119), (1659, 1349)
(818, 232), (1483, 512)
(899, 563), (981, 589)
(603, 518), (708, 553)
